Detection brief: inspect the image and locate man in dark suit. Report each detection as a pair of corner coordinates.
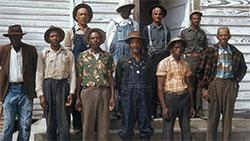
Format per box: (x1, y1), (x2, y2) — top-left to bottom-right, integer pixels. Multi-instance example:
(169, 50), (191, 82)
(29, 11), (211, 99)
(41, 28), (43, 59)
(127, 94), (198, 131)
(0, 24), (38, 141)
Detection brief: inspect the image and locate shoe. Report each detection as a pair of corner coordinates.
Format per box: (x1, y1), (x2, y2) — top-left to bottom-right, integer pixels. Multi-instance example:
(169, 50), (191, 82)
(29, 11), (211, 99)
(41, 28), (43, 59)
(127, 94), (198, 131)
(72, 129), (82, 134)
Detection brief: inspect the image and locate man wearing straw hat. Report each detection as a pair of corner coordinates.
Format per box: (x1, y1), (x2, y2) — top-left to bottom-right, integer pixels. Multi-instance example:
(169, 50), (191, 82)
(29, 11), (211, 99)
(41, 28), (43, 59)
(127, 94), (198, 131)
(0, 24), (38, 141)
(76, 28), (115, 141)
(116, 31), (154, 140)
(36, 26), (76, 141)
(157, 37), (195, 141)
(64, 3), (93, 134)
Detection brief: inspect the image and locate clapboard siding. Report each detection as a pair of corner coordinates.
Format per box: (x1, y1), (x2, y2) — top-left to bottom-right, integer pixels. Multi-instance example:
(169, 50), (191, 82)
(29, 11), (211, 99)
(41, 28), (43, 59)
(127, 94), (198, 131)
(162, 0), (190, 37)
(201, 0), (250, 110)
(0, 0), (71, 118)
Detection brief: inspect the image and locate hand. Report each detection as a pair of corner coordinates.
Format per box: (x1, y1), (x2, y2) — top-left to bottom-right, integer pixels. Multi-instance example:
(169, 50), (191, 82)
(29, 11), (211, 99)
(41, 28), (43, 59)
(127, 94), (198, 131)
(66, 94), (73, 107)
(39, 95), (48, 109)
(162, 106), (171, 121)
(202, 89), (209, 102)
(190, 108), (196, 118)
(76, 98), (82, 112)
(109, 97), (115, 112)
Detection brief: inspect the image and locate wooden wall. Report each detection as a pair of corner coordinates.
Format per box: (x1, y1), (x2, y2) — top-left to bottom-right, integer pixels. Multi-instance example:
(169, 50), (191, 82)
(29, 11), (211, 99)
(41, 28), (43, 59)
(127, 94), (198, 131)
(200, 0), (250, 109)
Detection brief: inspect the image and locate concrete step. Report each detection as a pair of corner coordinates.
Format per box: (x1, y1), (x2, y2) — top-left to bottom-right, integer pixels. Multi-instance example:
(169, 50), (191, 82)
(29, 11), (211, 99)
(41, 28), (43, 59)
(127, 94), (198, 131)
(31, 118), (250, 141)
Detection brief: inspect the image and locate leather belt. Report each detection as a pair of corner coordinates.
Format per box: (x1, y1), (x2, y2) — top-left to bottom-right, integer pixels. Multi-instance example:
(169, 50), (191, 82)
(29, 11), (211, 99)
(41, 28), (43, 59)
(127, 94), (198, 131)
(9, 82), (24, 85)
(214, 77), (233, 81)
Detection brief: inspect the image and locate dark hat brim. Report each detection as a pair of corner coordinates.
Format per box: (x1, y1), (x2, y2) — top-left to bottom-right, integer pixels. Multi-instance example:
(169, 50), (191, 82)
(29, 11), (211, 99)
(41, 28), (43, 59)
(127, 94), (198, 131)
(149, 5), (167, 17)
(84, 28), (106, 45)
(3, 33), (26, 37)
(168, 38), (187, 50)
(125, 36), (144, 43)
(73, 3), (93, 23)
(44, 26), (65, 43)
(116, 4), (135, 13)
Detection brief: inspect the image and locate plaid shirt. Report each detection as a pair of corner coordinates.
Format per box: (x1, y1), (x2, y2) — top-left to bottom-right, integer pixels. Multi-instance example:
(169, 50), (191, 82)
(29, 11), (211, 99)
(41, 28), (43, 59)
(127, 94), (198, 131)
(77, 49), (114, 88)
(156, 55), (192, 94)
(197, 43), (247, 89)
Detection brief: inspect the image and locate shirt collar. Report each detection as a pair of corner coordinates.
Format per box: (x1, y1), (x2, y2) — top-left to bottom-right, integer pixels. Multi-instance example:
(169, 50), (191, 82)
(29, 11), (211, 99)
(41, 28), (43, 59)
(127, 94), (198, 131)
(218, 44), (232, 54)
(75, 24), (89, 32)
(187, 26), (200, 32)
(152, 22), (163, 30)
(48, 45), (65, 53)
(169, 54), (184, 63)
(116, 16), (133, 25)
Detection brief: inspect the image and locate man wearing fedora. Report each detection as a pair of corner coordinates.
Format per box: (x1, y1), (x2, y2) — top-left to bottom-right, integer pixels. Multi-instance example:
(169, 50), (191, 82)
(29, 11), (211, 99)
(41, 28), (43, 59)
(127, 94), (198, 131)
(76, 28), (115, 140)
(157, 37), (195, 141)
(64, 3), (93, 133)
(36, 26), (76, 141)
(180, 10), (208, 118)
(142, 5), (171, 118)
(0, 24), (38, 141)
(116, 31), (154, 140)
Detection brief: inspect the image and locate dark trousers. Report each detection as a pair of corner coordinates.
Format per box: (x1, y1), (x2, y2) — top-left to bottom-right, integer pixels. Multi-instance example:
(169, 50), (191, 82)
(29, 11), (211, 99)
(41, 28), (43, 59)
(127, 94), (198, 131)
(119, 88), (153, 140)
(150, 53), (167, 117)
(71, 95), (82, 130)
(163, 92), (192, 141)
(185, 56), (202, 114)
(43, 79), (71, 141)
(207, 79), (238, 141)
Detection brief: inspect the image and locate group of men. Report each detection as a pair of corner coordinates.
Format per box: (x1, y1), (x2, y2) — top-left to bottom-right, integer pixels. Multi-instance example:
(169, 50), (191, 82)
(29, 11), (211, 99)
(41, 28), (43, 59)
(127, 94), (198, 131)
(0, 0), (247, 141)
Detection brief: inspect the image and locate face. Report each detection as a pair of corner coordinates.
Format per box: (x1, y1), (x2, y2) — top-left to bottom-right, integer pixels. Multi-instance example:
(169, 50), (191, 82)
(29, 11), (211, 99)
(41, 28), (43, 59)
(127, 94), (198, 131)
(128, 38), (141, 54)
(89, 32), (102, 48)
(191, 13), (201, 27)
(9, 35), (22, 46)
(48, 31), (61, 46)
(171, 42), (184, 60)
(120, 6), (132, 19)
(75, 8), (90, 25)
(152, 7), (163, 23)
(217, 28), (230, 47)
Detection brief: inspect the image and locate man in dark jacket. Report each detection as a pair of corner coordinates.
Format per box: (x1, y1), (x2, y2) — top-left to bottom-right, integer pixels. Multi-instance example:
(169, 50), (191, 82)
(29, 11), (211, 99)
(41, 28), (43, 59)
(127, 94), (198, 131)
(0, 24), (38, 141)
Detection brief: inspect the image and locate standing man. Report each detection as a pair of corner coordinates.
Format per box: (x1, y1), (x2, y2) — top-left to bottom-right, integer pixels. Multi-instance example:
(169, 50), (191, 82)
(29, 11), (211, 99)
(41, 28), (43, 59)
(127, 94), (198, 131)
(116, 31), (154, 140)
(180, 10), (208, 117)
(142, 5), (171, 118)
(36, 26), (76, 141)
(64, 3), (93, 133)
(197, 26), (247, 141)
(0, 24), (38, 141)
(157, 37), (195, 141)
(106, 0), (139, 64)
(76, 28), (115, 141)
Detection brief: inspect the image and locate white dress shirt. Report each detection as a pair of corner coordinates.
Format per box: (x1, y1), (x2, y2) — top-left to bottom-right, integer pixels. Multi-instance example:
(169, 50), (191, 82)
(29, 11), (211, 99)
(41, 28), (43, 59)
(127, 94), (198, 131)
(9, 46), (23, 82)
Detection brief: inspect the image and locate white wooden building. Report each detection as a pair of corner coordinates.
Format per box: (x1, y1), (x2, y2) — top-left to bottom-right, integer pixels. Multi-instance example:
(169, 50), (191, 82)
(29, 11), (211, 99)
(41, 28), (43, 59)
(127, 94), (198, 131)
(0, 0), (249, 118)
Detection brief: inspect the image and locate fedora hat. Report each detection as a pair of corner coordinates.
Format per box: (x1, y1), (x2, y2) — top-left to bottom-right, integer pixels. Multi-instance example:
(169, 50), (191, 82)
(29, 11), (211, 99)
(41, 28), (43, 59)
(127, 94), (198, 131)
(189, 10), (203, 19)
(44, 26), (65, 43)
(168, 37), (187, 50)
(149, 5), (167, 18)
(73, 3), (93, 23)
(3, 24), (26, 37)
(85, 28), (106, 45)
(125, 31), (144, 43)
(116, 0), (135, 13)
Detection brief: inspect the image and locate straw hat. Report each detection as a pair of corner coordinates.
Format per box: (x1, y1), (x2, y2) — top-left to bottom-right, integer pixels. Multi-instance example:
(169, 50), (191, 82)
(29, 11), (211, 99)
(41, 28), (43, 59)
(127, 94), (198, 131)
(116, 0), (135, 13)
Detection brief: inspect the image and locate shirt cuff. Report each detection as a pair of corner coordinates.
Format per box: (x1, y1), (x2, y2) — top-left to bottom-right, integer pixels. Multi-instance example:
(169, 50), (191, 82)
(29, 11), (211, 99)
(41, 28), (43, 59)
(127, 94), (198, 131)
(36, 91), (44, 98)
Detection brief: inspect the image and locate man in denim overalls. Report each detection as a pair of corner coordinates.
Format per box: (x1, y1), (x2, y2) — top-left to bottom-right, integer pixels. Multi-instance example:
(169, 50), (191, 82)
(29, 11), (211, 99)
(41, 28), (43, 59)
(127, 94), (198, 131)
(64, 3), (93, 133)
(106, 0), (139, 118)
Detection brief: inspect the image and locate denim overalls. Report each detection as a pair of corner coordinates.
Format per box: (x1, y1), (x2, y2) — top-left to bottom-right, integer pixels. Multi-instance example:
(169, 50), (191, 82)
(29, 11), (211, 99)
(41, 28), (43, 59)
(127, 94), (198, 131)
(110, 20), (136, 64)
(118, 57), (153, 140)
(72, 27), (89, 61)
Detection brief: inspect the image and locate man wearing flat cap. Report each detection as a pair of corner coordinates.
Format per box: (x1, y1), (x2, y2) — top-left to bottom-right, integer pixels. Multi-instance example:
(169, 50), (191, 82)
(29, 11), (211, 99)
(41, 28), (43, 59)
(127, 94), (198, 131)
(36, 26), (76, 141)
(76, 28), (115, 141)
(142, 5), (171, 118)
(0, 24), (38, 141)
(64, 3), (93, 133)
(116, 31), (154, 140)
(157, 37), (195, 141)
(180, 10), (208, 118)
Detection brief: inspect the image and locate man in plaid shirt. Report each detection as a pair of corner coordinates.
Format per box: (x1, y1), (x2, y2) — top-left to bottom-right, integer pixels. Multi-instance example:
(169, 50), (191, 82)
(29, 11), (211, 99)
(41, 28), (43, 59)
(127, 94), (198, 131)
(197, 26), (247, 141)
